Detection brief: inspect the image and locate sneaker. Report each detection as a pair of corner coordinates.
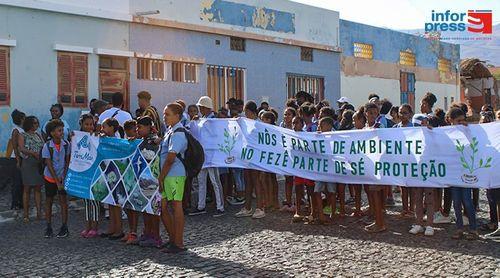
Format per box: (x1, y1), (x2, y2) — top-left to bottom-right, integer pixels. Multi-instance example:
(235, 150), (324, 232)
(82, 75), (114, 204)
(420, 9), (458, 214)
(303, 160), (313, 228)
(126, 233), (138, 245)
(226, 196), (237, 205)
(86, 229), (98, 238)
(252, 208), (266, 219)
(235, 208), (253, 218)
(484, 228), (500, 239)
(409, 224), (425, 235)
(213, 209), (225, 217)
(433, 211), (452, 224)
(80, 229), (90, 238)
(188, 208), (207, 216)
(226, 196), (245, 206)
(44, 225), (54, 238)
(424, 226), (434, 236)
(56, 225), (69, 238)
(234, 197), (246, 205)
(462, 216), (469, 226)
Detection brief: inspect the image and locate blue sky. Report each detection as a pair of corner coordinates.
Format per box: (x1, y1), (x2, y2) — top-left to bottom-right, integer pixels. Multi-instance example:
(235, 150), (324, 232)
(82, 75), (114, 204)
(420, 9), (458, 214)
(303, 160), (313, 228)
(292, 0), (500, 30)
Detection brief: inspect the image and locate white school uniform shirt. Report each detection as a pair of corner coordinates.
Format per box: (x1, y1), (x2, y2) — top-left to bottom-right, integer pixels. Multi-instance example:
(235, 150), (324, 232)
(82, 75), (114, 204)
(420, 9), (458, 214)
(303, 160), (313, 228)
(98, 107), (132, 137)
(98, 107), (132, 126)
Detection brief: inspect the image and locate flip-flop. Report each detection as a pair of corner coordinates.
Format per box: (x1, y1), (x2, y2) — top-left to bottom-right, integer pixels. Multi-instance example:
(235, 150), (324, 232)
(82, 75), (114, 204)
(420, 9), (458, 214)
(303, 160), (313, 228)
(465, 231), (479, 240)
(451, 230), (464, 240)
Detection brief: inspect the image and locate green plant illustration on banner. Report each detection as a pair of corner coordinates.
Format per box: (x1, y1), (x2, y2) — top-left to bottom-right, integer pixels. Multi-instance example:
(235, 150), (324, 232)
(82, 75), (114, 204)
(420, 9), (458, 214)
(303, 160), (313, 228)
(218, 126), (238, 164)
(455, 137), (492, 184)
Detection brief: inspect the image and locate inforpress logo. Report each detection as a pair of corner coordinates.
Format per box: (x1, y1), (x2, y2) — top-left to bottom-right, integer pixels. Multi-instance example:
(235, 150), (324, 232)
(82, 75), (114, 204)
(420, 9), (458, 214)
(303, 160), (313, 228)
(425, 10), (492, 34)
(467, 10), (493, 34)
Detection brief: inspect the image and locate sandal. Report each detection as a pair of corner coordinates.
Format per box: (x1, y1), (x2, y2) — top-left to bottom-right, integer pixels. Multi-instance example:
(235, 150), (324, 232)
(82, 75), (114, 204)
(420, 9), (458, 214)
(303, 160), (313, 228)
(292, 214), (304, 223)
(451, 230), (464, 240)
(479, 223), (497, 232)
(465, 231), (479, 240)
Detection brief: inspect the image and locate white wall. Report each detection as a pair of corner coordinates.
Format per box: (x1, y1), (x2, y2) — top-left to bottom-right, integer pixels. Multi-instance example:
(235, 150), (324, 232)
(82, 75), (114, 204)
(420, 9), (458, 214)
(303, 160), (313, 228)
(415, 81), (459, 110)
(341, 74), (400, 109)
(341, 74), (459, 111)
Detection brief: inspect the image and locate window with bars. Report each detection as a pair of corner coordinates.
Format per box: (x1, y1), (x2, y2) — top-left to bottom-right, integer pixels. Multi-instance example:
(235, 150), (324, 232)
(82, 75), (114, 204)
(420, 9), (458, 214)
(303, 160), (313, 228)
(172, 62), (198, 83)
(230, 37), (246, 52)
(400, 51), (416, 66)
(137, 59), (166, 81)
(57, 52), (88, 107)
(0, 47), (10, 105)
(287, 74), (325, 103)
(400, 71), (416, 110)
(301, 47), (313, 62)
(207, 65), (245, 110)
(353, 42), (373, 59)
(438, 58), (451, 72)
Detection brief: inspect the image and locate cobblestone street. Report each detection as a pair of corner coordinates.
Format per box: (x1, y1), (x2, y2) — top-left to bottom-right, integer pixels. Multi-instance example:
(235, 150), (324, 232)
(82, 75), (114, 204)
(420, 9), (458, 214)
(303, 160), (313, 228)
(1, 184), (499, 277)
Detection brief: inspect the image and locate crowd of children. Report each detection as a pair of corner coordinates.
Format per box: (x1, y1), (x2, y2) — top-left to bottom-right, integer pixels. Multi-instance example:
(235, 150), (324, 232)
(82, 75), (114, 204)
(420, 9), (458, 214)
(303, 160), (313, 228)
(8, 90), (500, 254)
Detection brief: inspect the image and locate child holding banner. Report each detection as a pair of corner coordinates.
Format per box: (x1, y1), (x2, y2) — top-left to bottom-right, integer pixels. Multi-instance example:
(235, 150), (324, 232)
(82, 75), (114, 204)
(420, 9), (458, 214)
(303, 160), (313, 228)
(235, 101), (266, 219)
(351, 108), (366, 217)
(261, 111), (280, 211)
(447, 107), (479, 240)
(409, 113), (435, 236)
(394, 104), (415, 219)
(43, 119), (70, 238)
(312, 117), (336, 225)
(135, 116), (162, 248)
(363, 103), (386, 233)
(122, 120), (139, 244)
(291, 116), (315, 223)
(79, 114), (100, 238)
(100, 118), (124, 240)
(280, 107), (297, 212)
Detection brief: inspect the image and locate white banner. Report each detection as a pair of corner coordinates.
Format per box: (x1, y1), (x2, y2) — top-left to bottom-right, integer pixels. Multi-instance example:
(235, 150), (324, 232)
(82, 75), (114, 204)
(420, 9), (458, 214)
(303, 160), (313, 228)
(189, 119), (500, 188)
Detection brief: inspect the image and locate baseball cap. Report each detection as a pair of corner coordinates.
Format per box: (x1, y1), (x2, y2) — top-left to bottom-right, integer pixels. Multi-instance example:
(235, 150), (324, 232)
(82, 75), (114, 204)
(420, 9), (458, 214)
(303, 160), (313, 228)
(337, 97), (350, 103)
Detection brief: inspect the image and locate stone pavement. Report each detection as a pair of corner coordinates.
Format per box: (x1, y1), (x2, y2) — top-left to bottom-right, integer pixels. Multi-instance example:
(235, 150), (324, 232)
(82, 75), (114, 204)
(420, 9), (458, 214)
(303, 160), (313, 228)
(0, 185), (499, 277)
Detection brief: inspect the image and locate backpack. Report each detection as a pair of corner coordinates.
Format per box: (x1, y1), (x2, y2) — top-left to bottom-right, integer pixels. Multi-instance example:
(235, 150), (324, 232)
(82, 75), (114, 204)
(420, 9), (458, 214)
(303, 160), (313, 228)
(39, 140), (70, 175)
(168, 127), (205, 179)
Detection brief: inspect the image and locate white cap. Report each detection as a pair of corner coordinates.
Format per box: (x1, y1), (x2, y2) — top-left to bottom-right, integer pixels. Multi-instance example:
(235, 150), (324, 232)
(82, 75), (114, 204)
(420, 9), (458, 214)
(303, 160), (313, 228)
(337, 96), (350, 103)
(196, 96), (214, 110)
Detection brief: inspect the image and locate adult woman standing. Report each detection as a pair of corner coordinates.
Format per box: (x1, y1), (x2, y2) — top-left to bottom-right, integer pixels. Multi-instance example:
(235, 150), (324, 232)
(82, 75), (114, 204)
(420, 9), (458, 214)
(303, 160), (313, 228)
(42, 104), (71, 141)
(18, 116), (45, 222)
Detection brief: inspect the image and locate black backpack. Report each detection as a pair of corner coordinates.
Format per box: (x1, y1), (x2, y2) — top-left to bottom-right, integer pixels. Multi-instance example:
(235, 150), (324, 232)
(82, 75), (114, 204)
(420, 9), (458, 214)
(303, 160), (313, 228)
(169, 127), (205, 179)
